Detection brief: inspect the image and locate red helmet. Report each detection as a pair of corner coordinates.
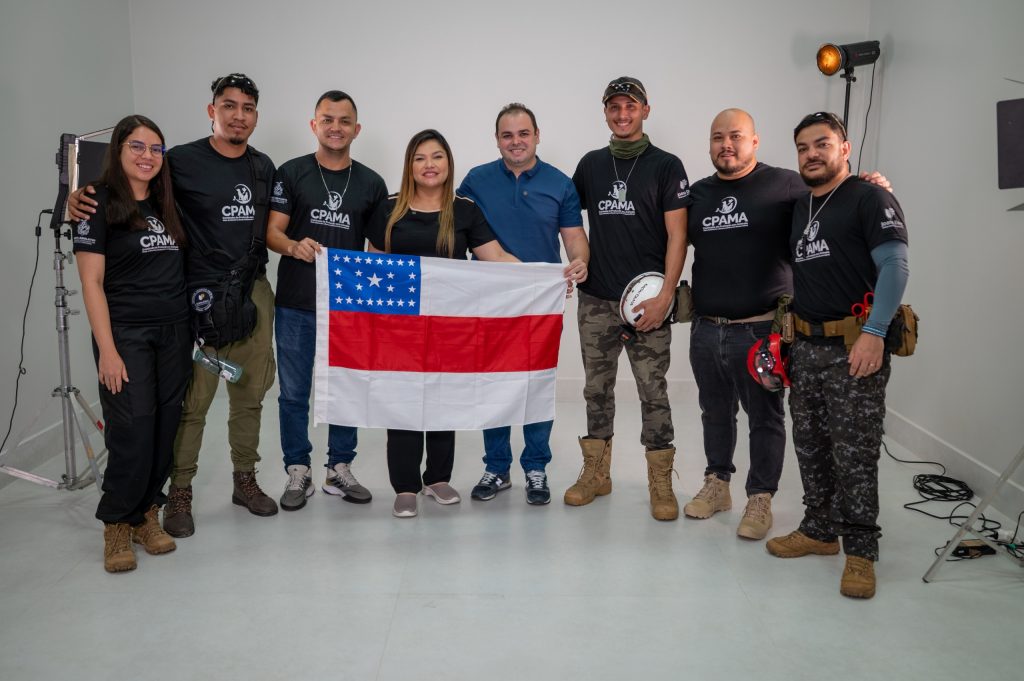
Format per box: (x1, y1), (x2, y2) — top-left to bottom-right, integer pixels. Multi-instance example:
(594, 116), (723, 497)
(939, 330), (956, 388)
(747, 334), (790, 392)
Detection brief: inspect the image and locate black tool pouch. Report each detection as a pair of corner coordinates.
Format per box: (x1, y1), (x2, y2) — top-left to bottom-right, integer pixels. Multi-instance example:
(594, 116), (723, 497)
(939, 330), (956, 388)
(189, 258), (258, 349)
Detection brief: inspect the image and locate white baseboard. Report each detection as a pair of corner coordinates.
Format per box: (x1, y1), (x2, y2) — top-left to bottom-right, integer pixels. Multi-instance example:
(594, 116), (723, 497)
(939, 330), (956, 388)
(885, 408), (1024, 518)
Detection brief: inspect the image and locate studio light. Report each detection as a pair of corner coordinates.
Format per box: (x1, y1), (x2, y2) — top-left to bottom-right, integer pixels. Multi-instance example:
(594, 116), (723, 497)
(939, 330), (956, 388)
(816, 40), (881, 127)
(816, 40), (881, 77)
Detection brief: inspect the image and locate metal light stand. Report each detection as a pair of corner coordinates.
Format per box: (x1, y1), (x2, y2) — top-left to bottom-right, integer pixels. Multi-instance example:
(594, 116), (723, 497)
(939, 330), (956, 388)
(840, 66), (856, 128)
(0, 224), (105, 492)
(923, 443), (1024, 582)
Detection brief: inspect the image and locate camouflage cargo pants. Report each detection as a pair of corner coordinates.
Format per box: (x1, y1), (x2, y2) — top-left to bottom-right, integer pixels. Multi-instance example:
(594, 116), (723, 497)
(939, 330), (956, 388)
(577, 291), (673, 450)
(788, 338), (891, 561)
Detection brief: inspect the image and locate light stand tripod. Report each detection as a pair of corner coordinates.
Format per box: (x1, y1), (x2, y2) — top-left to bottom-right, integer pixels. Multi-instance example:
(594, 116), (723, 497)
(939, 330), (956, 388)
(923, 444), (1024, 582)
(0, 222), (105, 492)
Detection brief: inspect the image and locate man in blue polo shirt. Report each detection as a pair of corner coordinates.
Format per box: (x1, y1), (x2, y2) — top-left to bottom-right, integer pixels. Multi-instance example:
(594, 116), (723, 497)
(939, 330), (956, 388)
(458, 102), (589, 505)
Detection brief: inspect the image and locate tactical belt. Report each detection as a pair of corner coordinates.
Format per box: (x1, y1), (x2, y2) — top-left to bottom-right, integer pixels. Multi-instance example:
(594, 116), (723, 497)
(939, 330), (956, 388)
(792, 312), (863, 349)
(700, 311), (775, 325)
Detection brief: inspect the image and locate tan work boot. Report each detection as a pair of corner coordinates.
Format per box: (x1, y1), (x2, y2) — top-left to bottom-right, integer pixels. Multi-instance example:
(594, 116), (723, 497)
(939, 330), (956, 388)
(765, 530), (840, 558)
(103, 523), (137, 573)
(163, 484), (194, 538)
(645, 447), (679, 521)
(683, 474), (731, 519)
(564, 437), (612, 506)
(736, 493), (773, 540)
(840, 555), (876, 599)
(133, 505), (177, 555)
(232, 471), (279, 516)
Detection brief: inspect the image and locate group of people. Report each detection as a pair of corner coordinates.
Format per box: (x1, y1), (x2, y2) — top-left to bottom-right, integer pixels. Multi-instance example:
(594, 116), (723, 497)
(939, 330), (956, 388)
(68, 73), (908, 601)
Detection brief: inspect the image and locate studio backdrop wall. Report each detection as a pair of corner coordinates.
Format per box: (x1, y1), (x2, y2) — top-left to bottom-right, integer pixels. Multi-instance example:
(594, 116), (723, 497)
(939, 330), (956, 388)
(2, 0), (1022, 514)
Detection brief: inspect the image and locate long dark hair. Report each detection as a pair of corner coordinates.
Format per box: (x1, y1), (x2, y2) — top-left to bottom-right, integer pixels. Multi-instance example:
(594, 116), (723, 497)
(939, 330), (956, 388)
(98, 115), (185, 245)
(384, 129), (455, 257)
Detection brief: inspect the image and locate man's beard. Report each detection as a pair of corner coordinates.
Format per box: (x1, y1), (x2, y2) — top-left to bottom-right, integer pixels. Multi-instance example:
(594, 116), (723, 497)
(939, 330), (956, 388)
(801, 157), (845, 187)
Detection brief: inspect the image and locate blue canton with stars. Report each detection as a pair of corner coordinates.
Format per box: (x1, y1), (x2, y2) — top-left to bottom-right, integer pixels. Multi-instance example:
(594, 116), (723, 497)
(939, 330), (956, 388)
(327, 248), (422, 315)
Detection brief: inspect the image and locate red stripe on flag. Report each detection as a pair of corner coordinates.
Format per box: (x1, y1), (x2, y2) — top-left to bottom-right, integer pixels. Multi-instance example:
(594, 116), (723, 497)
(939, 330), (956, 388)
(329, 311), (562, 373)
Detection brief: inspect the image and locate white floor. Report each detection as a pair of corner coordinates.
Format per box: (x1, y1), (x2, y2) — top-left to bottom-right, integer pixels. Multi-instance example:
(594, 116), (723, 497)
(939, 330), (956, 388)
(0, 388), (1021, 681)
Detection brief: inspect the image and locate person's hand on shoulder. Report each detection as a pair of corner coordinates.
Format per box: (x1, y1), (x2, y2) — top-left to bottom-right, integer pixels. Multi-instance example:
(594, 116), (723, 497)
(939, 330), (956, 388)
(67, 185), (99, 221)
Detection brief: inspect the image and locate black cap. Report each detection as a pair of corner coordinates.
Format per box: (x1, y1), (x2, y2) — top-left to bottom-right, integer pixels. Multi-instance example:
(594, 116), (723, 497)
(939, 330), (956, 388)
(602, 76), (647, 105)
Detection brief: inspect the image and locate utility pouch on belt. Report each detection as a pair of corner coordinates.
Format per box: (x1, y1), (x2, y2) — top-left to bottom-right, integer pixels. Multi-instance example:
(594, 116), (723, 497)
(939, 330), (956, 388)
(189, 259), (259, 349)
(886, 304), (919, 357)
(771, 294), (794, 343)
(793, 305), (919, 356)
(671, 280), (693, 324)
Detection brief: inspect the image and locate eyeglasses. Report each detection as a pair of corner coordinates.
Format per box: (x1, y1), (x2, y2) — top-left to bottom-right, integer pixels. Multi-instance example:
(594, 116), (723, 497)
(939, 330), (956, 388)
(798, 111), (848, 140)
(123, 140), (166, 157)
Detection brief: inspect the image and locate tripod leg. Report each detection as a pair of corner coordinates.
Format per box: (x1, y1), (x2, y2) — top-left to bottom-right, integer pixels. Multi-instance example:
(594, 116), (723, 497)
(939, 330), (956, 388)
(923, 443), (1024, 582)
(72, 390), (104, 436)
(68, 407), (103, 493)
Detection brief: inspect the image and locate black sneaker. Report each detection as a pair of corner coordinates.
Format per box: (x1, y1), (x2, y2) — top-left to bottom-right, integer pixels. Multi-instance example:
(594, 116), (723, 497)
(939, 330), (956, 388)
(470, 470), (511, 501)
(525, 470), (551, 505)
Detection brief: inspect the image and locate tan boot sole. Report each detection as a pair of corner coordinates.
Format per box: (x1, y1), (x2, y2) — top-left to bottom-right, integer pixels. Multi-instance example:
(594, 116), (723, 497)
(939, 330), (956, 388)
(104, 558), (137, 573)
(134, 536), (177, 555)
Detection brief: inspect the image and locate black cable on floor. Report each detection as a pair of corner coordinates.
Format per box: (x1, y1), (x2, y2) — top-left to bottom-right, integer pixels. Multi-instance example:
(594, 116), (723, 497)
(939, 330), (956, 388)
(0, 210), (48, 456)
(882, 439), (1013, 560)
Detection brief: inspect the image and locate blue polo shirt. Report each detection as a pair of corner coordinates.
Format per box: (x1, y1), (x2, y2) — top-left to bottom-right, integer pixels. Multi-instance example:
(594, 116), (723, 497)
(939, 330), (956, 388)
(458, 157), (582, 264)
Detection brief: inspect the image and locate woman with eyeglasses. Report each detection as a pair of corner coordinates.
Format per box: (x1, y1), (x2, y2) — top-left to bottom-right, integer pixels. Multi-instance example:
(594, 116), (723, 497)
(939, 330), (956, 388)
(73, 115), (191, 572)
(367, 129), (518, 518)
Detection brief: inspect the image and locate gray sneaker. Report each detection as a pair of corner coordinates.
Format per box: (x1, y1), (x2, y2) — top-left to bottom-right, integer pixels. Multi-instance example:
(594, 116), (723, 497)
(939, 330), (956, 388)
(393, 493), (418, 518)
(323, 462), (372, 504)
(280, 465), (314, 511)
(422, 482), (461, 505)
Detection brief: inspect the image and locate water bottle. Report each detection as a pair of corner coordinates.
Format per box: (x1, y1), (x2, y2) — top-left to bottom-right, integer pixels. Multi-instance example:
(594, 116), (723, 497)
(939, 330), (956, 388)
(193, 343), (243, 383)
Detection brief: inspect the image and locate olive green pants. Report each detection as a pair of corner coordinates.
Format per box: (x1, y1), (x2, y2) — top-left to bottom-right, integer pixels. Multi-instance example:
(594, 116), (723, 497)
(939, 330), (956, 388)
(170, 276), (277, 488)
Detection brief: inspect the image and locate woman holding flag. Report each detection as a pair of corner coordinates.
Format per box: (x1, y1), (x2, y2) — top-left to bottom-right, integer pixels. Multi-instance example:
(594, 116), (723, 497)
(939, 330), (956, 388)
(368, 129), (518, 518)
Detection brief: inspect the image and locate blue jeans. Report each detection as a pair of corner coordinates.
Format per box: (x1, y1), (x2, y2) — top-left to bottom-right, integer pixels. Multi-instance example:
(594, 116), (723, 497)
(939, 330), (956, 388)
(275, 306), (356, 469)
(689, 318), (785, 495)
(481, 421), (553, 474)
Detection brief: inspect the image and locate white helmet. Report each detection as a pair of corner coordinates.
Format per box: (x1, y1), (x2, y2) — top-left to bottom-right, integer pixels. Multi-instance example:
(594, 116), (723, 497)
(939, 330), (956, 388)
(619, 272), (670, 326)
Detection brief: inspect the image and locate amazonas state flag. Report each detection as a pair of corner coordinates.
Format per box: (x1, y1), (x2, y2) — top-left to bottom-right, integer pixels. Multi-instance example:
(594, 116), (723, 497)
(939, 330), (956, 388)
(314, 248), (567, 431)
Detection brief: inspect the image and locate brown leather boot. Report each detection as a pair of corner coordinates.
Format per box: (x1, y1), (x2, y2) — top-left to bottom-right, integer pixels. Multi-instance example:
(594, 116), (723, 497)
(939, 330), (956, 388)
(645, 447), (679, 521)
(103, 523), (137, 573)
(133, 505), (176, 555)
(232, 471), (279, 516)
(564, 437), (612, 506)
(163, 484), (195, 538)
(840, 555), (876, 599)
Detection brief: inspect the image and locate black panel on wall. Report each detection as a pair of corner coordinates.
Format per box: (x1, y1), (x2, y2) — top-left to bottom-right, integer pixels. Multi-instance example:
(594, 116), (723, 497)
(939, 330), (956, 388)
(997, 98), (1024, 190)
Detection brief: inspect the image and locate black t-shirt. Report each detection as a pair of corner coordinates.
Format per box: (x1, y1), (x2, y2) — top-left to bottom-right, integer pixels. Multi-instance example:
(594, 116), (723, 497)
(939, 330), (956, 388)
(270, 155), (388, 310)
(72, 186), (187, 326)
(367, 195), (497, 259)
(166, 138), (275, 285)
(573, 144), (692, 301)
(790, 177), (909, 322)
(688, 163), (806, 318)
